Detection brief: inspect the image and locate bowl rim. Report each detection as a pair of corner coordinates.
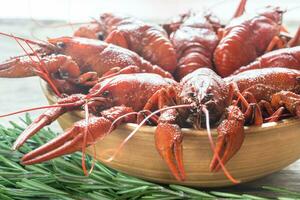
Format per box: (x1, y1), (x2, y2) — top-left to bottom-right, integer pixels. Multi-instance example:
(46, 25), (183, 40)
(40, 80), (300, 137)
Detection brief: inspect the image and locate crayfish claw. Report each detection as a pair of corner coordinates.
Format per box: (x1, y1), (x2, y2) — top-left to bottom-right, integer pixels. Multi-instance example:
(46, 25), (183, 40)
(13, 95), (85, 150)
(13, 107), (67, 150)
(21, 115), (113, 165)
(0, 56), (37, 78)
(21, 127), (81, 164)
(210, 106), (245, 172)
(21, 106), (136, 165)
(155, 123), (185, 181)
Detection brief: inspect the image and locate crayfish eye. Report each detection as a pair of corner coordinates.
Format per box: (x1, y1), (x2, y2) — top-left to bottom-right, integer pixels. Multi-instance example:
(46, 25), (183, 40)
(97, 32), (105, 40)
(56, 42), (65, 48)
(188, 93), (194, 97)
(102, 90), (110, 97)
(202, 93), (213, 102)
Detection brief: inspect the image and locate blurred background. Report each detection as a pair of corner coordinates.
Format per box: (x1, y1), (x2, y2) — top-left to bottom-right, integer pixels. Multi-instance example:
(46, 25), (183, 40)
(0, 0), (299, 22)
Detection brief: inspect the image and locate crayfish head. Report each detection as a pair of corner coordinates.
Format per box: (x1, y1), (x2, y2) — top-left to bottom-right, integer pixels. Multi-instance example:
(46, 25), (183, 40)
(48, 37), (80, 54)
(74, 21), (105, 40)
(84, 73), (146, 113)
(180, 68), (228, 127)
(47, 37), (108, 68)
(84, 82), (114, 114)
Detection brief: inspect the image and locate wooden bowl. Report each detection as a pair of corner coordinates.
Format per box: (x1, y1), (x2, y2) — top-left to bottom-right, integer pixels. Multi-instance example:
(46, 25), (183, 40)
(41, 81), (300, 187)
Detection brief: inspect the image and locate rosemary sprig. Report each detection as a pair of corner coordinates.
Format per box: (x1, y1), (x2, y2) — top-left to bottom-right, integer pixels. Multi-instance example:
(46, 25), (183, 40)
(0, 114), (298, 199)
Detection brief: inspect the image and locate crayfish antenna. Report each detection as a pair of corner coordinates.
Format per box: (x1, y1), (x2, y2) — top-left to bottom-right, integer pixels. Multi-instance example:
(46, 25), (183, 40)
(0, 103), (77, 119)
(232, 0), (247, 18)
(82, 103), (92, 175)
(202, 107), (239, 184)
(2, 33), (62, 96)
(0, 31), (57, 50)
(22, 40), (62, 97)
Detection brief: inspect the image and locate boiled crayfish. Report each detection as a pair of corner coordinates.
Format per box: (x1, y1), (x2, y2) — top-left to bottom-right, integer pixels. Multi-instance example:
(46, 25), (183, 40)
(214, 2), (297, 77)
(0, 34), (172, 95)
(168, 12), (220, 80)
(138, 67), (300, 180)
(74, 13), (177, 73)
(0, 0), (300, 183)
(5, 67), (300, 182)
(11, 73), (178, 172)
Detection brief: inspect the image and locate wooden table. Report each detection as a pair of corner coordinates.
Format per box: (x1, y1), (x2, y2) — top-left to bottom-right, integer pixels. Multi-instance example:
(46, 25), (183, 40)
(0, 19), (299, 196)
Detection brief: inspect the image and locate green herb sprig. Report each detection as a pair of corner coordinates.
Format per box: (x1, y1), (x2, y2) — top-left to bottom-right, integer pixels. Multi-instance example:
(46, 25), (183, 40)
(0, 114), (298, 199)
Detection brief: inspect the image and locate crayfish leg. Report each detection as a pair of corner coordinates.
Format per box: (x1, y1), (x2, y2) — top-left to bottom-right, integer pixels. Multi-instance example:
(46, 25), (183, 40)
(271, 91), (300, 117)
(287, 26), (300, 47)
(243, 103), (263, 125)
(266, 107), (285, 122)
(265, 36), (285, 52)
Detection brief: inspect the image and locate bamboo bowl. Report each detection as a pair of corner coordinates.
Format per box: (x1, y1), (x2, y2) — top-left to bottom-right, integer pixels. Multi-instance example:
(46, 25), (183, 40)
(41, 81), (300, 187)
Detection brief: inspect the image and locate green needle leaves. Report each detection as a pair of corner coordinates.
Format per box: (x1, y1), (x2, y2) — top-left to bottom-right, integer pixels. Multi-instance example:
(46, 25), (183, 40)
(0, 115), (298, 199)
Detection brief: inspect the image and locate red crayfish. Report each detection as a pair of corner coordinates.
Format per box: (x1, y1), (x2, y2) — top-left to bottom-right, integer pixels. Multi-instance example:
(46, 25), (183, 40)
(214, 3), (295, 77)
(9, 73), (179, 174)
(74, 13), (177, 73)
(0, 33), (172, 95)
(3, 66), (299, 182)
(142, 67), (300, 180)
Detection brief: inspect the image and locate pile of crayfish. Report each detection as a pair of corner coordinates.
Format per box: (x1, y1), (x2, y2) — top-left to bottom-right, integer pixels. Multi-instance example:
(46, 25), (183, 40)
(0, 0), (299, 183)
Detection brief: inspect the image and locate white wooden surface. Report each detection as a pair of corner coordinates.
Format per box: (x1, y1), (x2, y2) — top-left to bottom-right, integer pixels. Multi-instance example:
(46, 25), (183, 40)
(0, 10), (299, 195)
